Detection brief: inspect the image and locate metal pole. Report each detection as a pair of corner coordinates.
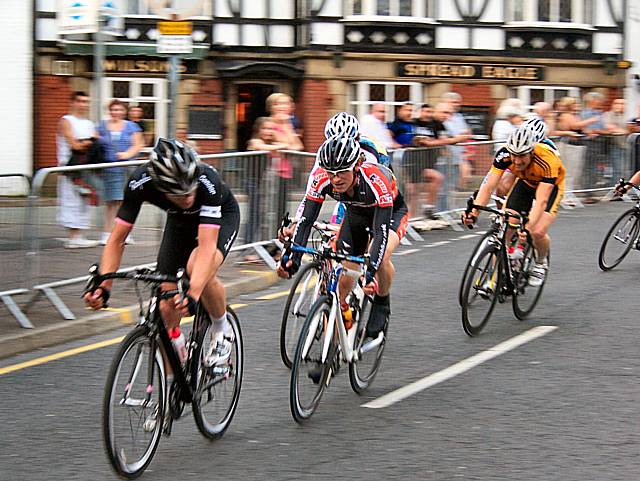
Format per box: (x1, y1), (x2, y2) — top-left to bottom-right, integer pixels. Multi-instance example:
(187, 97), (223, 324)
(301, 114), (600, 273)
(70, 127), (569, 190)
(94, 12), (104, 123)
(168, 55), (180, 138)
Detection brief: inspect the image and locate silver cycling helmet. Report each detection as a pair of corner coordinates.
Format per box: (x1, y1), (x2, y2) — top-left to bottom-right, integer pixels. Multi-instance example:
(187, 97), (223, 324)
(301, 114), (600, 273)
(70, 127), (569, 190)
(317, 135), (361, 171)
(522, 116), (548, 143)
(148, 138), (199, 194)
(506, 125), (536, 156)
(324, 112), (360, 139)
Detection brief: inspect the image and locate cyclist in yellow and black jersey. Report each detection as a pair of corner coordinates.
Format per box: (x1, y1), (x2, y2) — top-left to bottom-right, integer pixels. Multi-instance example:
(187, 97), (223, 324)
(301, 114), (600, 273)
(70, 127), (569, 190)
(463, 122), (566, 286)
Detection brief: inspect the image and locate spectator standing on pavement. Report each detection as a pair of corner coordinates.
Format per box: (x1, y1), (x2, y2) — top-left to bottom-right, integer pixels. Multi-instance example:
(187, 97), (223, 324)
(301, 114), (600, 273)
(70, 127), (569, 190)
(604, 98), (628, 182)
(245, 117), (287, 255)
(266, 93), (303, 235)
(442, 92), (472, 189)
(127, 105), (152, 146)
(492, 98), (524, 150)
(388, 102), (416, 147)
(581, 92), (609, 193)
(57, 91), (99, 248)
(359, 103), (399, 150)
(388, 103), (420, 215)
(97, 99), (144, 245)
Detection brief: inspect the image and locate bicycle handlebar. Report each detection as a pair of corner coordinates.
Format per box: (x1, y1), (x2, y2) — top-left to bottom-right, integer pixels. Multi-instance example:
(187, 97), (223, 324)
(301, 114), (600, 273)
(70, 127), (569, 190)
(288, 243), (367, 265)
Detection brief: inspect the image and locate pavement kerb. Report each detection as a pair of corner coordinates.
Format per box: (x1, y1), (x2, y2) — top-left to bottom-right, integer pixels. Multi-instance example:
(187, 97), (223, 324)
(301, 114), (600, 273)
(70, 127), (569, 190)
(0, 271), (281, 360)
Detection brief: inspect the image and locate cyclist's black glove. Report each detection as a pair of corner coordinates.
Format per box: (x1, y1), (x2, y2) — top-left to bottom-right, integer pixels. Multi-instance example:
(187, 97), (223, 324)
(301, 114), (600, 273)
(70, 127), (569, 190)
(184, 294), (197, 316)
(88, 286), (110, 308)
(280, 251), (300, 278)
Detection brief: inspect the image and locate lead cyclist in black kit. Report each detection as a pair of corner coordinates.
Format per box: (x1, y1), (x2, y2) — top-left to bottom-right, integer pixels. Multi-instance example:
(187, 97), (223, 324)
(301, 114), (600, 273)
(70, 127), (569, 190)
(84, 138), (240, 364)
(277, 134), (409, 338)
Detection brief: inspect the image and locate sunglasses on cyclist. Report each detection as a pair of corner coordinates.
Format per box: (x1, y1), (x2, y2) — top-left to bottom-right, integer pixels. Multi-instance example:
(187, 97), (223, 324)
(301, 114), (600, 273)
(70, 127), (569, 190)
(325, 167), (355, 177)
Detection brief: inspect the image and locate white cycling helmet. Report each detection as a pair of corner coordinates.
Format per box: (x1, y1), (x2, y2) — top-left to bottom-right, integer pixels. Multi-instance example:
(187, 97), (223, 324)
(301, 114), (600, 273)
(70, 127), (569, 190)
(324, 112), (360, 139)
(522, 117), (548, 144)
(506, 125), (536, 156)
(317, 135), (361, 171)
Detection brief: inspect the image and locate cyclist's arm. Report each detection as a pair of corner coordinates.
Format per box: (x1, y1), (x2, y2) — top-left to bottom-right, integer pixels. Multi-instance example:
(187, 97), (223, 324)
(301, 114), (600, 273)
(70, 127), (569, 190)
(367, 205), (393, 277)
(475, 170), (503, 208)
(291, 195), (323, 255)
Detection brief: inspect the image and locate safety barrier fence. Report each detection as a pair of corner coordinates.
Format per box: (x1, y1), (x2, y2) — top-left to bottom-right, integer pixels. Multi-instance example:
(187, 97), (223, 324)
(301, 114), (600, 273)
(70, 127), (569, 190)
(2, 134), (639, 329)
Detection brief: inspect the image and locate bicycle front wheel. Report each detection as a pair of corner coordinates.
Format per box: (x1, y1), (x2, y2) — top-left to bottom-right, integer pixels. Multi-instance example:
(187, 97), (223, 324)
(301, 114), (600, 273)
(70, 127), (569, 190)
(103, 326), (165, 479)
(290, 295), (334, 424)
(459, 231), (493, 306)
(461, 246), (502, 337)
(598, 208), (640, 271)
(280, 261), (322, 368)
(512, 248), (549, 320)
(192, 306), (243, 440)
(349, 295), (385, 393)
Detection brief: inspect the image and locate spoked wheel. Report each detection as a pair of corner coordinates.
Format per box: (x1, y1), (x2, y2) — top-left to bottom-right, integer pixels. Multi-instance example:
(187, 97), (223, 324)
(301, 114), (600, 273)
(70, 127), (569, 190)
(598, 208), (640, 271)
(461, 246), (501, 337)
(192, 306), (243, 440)
(349, 295), (385, 393)
(512, 247), (549, 320)
(280, 261), (322, 368)
(459, 231), (493, 306)
(103, 326), (165, 479)
(290, 296), (334, 424)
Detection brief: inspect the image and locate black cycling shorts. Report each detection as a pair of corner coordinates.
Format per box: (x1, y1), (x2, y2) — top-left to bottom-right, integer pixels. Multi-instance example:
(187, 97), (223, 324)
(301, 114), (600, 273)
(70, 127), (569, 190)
(336, 204), (409, 257)
(506, 178), (562, 216)
(156, 205), (240, 276)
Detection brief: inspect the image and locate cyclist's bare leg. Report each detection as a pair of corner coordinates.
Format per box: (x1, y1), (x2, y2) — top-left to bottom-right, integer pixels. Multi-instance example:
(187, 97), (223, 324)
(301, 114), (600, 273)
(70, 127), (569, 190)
(338, 261), (358, 305)
(376, 230), (401, 296)
(529, 211), (555, 260)
(186, 247), (226, 319)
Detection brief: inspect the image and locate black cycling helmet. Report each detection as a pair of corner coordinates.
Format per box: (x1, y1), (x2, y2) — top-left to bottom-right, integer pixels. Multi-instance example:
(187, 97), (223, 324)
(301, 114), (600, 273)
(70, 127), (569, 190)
(148, 138), (199, 194)
(317, 135), (361, 172)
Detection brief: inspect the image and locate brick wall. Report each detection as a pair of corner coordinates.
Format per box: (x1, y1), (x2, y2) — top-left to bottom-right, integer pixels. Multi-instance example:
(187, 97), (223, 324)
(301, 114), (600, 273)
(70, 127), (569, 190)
(189, 78), (224, 155)
(451, 84), (496, 110)
(298, 80), (332, 153)
(35, 75), (73, 169)
(604, 87), (624, 110)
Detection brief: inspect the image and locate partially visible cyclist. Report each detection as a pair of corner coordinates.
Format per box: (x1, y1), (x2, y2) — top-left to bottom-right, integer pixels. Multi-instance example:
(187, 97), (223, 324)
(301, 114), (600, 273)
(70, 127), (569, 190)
(277, 134), (408, 338)
(84, 138), (240, 364)
(463, 122), (566, 286)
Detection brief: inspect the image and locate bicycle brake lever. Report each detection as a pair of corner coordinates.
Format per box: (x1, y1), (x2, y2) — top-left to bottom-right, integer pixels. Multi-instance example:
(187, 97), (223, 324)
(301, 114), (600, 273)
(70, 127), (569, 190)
(176, 269), (189, 302)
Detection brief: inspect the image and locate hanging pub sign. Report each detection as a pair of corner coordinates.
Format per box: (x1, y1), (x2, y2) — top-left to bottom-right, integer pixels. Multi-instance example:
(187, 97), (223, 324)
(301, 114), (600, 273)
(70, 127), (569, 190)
(397, 63), (545, 81)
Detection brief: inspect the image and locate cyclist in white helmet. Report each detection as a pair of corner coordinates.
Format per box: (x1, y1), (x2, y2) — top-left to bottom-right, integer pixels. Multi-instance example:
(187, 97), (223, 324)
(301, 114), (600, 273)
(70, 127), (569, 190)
(463, 123), (566, 286)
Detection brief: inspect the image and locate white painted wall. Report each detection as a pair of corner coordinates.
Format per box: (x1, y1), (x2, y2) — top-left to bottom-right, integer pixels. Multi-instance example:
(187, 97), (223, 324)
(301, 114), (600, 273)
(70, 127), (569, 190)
(594, 0), (616, 26)
(472, 28), (505, 50)
(213, 23), (239, 45)
(270, 0), (295, 18)
(437, 0), (462, 21)
(36, 18), (57, 41)
(242, 24), (266, 46)
(1, 0), (32, 184)
(311, 22), (342, 45)
(318, 0), (342, 17)
(269, 25), (295, 46)
(436, 27), (469, 48)
(478, 0), (504, 22)
(592, 32), (622, 55)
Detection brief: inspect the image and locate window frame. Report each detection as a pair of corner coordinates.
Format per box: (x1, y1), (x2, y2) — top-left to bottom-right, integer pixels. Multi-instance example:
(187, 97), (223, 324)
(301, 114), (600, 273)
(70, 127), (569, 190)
(505, 0), (593, 27)
(345, 0), (435, 20)
(347, 81), (423, 122)
(509, 85), (581, 112)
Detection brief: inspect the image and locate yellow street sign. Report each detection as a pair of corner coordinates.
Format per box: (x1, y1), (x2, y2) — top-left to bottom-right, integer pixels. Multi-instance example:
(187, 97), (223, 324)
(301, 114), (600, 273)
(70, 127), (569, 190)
(157, 21), (193, 35)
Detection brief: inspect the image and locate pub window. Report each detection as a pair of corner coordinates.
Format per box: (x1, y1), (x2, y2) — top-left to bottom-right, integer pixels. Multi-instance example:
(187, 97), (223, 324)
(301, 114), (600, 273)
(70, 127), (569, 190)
(124, 0), (210, 17)
(348, 81), (423, 123)
(347, 0), (434, 18)
(509, 85), (580, 112)
(506, 0), (592, 24)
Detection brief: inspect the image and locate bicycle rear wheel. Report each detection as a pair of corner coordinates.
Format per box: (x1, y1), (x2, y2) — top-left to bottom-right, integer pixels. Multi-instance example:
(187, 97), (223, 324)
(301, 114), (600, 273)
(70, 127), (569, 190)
(598, 208), (640, 271)
(192, 306), (243, 440)
(512, 248), (549, 320)
(280, 261), (322, 368)
(103, 325), (165, 479)
(349, 295), (385, 393)
(290, 296), (334, 424)
(461, 246), (501, 337)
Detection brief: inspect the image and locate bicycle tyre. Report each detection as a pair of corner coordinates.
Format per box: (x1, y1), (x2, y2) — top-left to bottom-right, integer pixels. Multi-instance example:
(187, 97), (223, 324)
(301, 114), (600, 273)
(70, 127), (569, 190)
(598, 208), (640, 271)
(461, 245), (502, 337)
(280, 260), (322, 368)
(349, 295), (386, 394)
(459, 231), (493, 306)
(290, 295), (333, 424)
(192, 306), (243, 440)
(512, 249), (549, 320)
(103, 325), (165, 480)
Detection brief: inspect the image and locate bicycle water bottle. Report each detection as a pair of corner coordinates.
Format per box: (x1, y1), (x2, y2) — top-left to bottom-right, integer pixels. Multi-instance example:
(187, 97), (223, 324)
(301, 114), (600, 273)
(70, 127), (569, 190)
(508, 244), (525, 269)
(340, 301), (354, 330)
(169, 327), (188, 365)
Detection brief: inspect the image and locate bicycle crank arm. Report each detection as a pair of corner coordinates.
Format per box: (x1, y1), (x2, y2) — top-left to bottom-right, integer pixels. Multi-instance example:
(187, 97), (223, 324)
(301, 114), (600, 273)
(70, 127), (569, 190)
(357, 332), (384, 358)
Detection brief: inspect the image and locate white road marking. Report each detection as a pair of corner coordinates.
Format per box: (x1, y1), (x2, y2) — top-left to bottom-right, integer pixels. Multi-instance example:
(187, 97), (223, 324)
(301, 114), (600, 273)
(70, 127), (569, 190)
(426, 241), (451, 247)
(458, 234), (480, 240)
(362, 325), (558, 409)
(395, 248), (421, 256)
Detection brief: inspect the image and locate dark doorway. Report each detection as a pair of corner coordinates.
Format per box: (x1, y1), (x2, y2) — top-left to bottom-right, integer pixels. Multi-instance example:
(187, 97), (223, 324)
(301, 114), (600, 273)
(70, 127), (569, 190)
(236, 84), (276, 150)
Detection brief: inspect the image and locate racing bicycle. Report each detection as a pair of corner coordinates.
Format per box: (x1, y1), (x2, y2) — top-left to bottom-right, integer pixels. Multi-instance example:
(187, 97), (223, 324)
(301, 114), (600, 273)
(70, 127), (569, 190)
(461, 201), (549, 336)
(283, 242), (385, 423)
(85, 265), (243, 479)
(598, 179), (640, 271)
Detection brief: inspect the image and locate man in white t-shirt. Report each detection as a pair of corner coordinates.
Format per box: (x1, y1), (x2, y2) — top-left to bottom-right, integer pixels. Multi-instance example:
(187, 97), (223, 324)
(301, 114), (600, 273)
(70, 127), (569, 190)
(57, 91), (99, 248)
(359, 103), (399, 150)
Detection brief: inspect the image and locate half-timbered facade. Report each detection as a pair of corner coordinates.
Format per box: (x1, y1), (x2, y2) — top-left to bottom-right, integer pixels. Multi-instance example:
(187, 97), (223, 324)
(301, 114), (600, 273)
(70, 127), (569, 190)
(34, 0), (627, 167)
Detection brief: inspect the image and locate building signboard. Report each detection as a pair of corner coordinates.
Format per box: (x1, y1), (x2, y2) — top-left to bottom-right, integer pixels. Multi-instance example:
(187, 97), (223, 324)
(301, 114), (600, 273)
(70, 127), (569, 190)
(397, 63), (545, 81)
